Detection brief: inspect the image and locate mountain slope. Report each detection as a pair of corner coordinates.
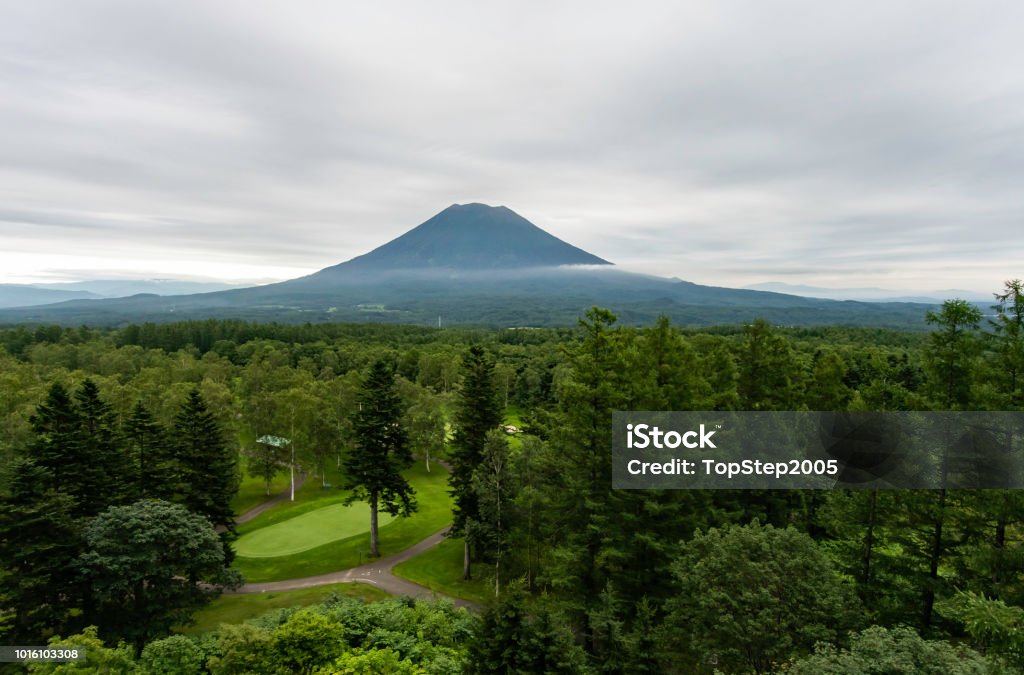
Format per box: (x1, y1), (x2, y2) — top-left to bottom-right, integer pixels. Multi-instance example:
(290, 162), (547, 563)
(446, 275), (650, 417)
(0, 284), (100, 309)
(316, 203), (609, 273)
(0, 204), (936, 328)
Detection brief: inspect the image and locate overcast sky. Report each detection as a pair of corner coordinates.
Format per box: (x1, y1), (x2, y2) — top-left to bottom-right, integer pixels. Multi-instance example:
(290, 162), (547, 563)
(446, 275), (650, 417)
(2, 1), (1022, 292)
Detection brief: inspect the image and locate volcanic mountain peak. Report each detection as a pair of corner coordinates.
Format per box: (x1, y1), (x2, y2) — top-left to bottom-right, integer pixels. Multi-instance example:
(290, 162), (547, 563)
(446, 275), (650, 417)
(326, 203), (611, 272)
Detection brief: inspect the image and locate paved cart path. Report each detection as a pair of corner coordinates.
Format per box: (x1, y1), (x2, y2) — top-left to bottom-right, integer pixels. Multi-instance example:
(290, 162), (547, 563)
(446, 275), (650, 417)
(227, 461), (477, 609)
(229, 527), (476, 609)
(235, 473), (308, 525)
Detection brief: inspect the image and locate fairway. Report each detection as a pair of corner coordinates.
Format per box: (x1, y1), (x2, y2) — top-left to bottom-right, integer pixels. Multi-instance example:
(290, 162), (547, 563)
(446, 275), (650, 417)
(234, 502), (395, 557)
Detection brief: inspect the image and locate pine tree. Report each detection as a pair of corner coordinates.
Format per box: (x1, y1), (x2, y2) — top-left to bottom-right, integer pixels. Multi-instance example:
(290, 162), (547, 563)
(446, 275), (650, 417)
(27, 382), (80, 495)
(738, 319), (804, 410)
(918, 300), (983, 627)
(343, 359), (416, 557)
(990, 279), (1024, 409)
(171, 389), (239, 531)
(0, 459), (81, 642)
(74, 379), (130, 515)
(123, 400), (170, 500)
(449, 345), (502, 579)
(546, 307), (631, 655)
(924, 299), (983, 410)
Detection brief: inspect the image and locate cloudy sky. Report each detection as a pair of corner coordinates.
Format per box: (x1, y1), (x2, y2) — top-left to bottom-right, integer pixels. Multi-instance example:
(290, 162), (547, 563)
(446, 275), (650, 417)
(2, 1), (1022, 293)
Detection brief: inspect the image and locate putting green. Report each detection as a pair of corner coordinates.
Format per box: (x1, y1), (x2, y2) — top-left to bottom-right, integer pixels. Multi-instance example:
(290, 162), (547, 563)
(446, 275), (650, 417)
(235, 502), (395, 558)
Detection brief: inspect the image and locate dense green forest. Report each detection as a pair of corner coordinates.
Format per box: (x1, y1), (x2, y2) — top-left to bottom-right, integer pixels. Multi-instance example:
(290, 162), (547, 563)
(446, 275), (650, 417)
(1, 279), (1023, 673)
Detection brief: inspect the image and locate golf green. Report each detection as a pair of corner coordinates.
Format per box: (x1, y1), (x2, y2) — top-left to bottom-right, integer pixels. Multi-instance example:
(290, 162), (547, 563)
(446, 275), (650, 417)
(234, 502), (395, 558)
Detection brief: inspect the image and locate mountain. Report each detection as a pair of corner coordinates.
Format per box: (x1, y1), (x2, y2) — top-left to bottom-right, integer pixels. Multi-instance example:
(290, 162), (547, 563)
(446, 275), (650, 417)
(33, 279), (244, 297)
(0, 284), (101, 309)
(0, 204), (937, 328)
(320, 203), (609, 272)
(0, 279), (245, 310)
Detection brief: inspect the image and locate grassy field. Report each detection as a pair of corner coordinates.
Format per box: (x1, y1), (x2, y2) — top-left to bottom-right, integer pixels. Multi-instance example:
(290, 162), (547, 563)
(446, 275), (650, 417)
(233, 462), (453, 583)
(235, 502), (396, 557)
(392, 537), (493, 606)
(181, 582), (390, 634)
(232, 471), (291, 516)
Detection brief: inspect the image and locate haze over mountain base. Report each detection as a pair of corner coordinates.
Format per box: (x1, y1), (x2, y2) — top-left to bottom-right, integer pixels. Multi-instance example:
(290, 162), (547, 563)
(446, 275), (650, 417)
(0, 204), (935, 328)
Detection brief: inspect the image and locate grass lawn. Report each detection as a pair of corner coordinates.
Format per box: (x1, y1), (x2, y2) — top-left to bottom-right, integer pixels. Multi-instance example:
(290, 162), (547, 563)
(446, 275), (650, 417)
(235, 502), (396, 557)
(180, 582), (390, 634)
(233, 462), (453, 583)
(392, 537), (493, 606)
(232, 471), (291, 516)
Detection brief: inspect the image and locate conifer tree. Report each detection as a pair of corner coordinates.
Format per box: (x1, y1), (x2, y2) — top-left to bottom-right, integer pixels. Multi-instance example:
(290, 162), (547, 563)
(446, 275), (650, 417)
(990, 279), (1024, 409)
(738, 318), (803, 410)
(0, 459), (81, 642)
(123, 400), (170, 500)
(449, 345), (502, 579)
(74, 379), (130, 515)
(343, 359), (416, 557)
(27, 382), (80, 494)
(171, 389), (239, 531)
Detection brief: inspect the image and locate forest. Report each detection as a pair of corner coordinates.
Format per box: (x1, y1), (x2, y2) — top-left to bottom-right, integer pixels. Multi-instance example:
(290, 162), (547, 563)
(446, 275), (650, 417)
(0, 279), (1022, 673)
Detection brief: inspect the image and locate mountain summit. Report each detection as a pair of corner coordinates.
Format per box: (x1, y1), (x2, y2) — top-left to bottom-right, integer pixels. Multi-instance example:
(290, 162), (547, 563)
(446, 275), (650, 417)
(324, 203), (610, 272)
(0, 203), (934, 329)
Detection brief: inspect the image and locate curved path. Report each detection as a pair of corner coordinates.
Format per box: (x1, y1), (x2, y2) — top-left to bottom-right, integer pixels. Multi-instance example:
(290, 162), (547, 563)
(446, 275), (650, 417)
(227, 460), (478, 610)
(236, 473), (308, 525)
(229, 527), (476, 609)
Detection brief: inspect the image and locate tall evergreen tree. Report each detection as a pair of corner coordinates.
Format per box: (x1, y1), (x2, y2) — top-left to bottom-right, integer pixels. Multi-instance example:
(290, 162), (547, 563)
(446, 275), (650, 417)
(123, 400), (170, 500)
(0, 459), (81, 642)
(450, 345), (502, 579)
(923, 299), (983, 410)
(171, 389), (239, 532)
(74, 379), (130, 515)
(738, 319), (803, 410)
(915, 300), (983, 628)
(27, 382), (80, 495)
(990, 279), (1024, 409)
(343, 359), (416, 557)
(545, 308), (630, 656)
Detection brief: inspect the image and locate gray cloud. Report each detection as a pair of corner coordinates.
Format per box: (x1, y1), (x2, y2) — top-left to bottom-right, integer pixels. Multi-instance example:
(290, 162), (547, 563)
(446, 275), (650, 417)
(1, 0), (1022, 292)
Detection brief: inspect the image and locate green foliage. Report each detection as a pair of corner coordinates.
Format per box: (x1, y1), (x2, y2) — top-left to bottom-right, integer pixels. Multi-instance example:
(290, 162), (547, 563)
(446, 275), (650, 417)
(171, 388), (240, 531)
(665, 522), (859, 673)
(467, 587), (588, 674)
(78, 499), (233, 653)
(470, 429), (515, 596)
(73, 379), (130, 515)
(344, 359), (416, 557)
(809, 350), (851, 410)
(738, 319), (804, 410)
(0, 458), (81, 642)
(207, 622), (277, 674)
(924, 299), (983, 409)
(122, 400), (170, 501)
(138, 634), (208, 674)
(5, 290), (1024, 669)
(989, 279), (1024, 409)
(322, 647), (425, 674)
(783, 625), (999, 675)
(450, 345), (502, 539)
(26, 626), (135, 674)
(271, 608), (348, 673)
(937, 590), (1024, 669)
